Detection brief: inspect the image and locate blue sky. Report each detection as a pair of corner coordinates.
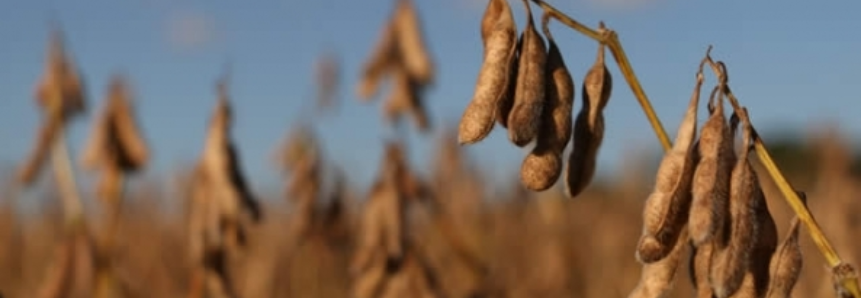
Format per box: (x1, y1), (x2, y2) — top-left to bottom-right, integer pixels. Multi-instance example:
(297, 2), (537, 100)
(1, 0), (860, 204)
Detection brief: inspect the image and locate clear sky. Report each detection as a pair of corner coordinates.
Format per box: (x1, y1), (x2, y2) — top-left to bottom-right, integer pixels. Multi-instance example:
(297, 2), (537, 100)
(1, 0), (859, 204)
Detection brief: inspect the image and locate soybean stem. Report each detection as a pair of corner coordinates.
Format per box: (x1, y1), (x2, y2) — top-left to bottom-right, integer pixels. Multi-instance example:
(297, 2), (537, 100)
(528, 0), (672, 151)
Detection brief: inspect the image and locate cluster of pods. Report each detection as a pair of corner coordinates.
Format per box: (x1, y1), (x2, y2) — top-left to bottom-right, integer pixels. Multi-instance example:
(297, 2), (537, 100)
(458, 0), (611, 196)
(628, 54), (804, 298)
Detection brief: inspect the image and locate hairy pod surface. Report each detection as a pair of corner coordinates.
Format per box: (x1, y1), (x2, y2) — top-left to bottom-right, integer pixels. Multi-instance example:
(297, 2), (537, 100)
(739, 109), (779, 298)
(506, 0), (547, 147)
(564, 43), (611, 198)
(496, 35), (521, 129)
(711, 108), (756, 298)
(627, 228), (690, 298)
(458, 0), (517, 144)
(636, 71), (703, 263)
(765, 212), (803, 298)
(520, 19), (573, 191)
(689, 85), (734, 246)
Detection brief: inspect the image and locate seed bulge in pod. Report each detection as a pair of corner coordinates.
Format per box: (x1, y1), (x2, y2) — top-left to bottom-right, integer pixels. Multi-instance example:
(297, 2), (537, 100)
(710, 108), (755, 298)
(636, 69), (702, 263)
(564, 42), (612, 198)
(689, 83), (733, 246)
(496, 35), (521, 129)
(458, 0), (517, 144)
(765, 195), (803, 298)
(392, 0), (435, 85)
(506, 0), (547, 147)
(520, 16), (573, 191)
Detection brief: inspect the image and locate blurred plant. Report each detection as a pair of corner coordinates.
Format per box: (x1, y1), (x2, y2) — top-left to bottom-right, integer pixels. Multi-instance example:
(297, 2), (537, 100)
(79, 72), (150, 297)
(186, 72), (262, 298)
(356, 0), (436, 133)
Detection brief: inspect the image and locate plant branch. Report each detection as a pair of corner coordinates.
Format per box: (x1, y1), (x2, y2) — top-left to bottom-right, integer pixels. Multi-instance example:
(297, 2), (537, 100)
(531, 0), (860, 295)
(529, 0), (672, 151)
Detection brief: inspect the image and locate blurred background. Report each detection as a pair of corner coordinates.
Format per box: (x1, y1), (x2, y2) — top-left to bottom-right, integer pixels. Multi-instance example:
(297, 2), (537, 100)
(0, 0), (859, 297)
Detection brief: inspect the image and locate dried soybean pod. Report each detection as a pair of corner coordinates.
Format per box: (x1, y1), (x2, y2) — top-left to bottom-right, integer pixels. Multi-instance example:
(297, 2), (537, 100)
(747, 110), (779, 298)
(106, 74), (150, 170)
(392, 0), (435, 85)
(635, 67), (704, 263)
(458, 0), (517, 144)
(564, 32), (612, 198)
(506, 0), (547, 147)
(519, 13), (573, 191)
(689, 78), (734, 246)
(496, 35), (521, 129)
(711, 109), (756, 298)
(383, 66), (430, 133)
(725, 108), (778, 298)
(356, 19), (398, 102)
(765, 192), (805, 298)
(627, 228), (690, 298)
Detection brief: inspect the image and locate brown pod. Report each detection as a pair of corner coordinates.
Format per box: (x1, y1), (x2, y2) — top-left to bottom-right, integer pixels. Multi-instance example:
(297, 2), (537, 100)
(506, 0), (547, 147)
(17, 115), (63, 186)
(458, 0), (517, 144)
(564, 40), (612, 198)
(741, 109), (779, 298)
(109, 76), (150, 171)
(18, 28), (87, 186)
(383, 66), (430, 133)
(636, 69), (703, 263)
(80, 74), (149, 172)
(496, 35), (521, 129)
(356, 17), (398, 102)
(627, 228), (690, 298)
(200, 77), (262, 238)
(765, 192), (804, 298)
(392, 0), (435, 85)
(710, 109), (756, 298)
(520, 14), (574, 191)
(689, 82), (734, 246)
(689, 241), (716, 298)
(36, 27), (86, 119)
